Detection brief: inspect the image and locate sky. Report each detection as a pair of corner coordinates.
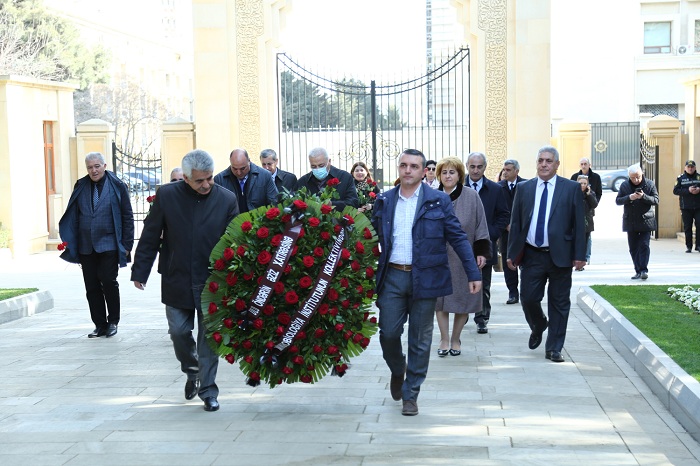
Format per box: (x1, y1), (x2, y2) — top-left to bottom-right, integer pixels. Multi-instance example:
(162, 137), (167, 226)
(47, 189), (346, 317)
(278, 0), (427, 78)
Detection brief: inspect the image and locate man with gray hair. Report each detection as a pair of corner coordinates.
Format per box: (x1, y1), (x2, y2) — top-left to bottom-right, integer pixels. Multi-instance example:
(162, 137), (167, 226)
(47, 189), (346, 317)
(570, 157), (602, 264)
(615, 163), (659, 280)
(260, 148), (297, 195)
(59, 152), (134, 338)
(498, 159), (525, 304)
(296, 147), (359, 210)
(131, 149), (239, 412)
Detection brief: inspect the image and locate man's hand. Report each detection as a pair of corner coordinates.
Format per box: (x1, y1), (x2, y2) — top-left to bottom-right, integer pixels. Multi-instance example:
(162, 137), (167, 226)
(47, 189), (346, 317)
(468, 281), (482, 294)
(476, 255), (487, 269)
(573, 260), (586, 271)
(506, 258), (517, 271)
(690, 185), (700, 195)
(630, 191), (643, 201)
(133, 281), (146, 290)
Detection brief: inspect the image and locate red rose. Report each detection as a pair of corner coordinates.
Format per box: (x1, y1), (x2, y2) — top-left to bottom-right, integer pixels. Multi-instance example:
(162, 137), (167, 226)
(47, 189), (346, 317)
(302, 256), (315, 268)
(225, 354), (235, 364)
(263, 304), (274, 315)
(221, 296), (229, 307)
(353, 302), (360, 309)
(329, 307), (339, 317)
(353, 333), (363, 343)
(237, 245), (247, 256)
(364, 312), (369, 321)
(258, 250), (272, 265)
(366, 290), (374, 299)
(296, 331), (307, 340)
(208, 281), (219, 293)
(299, 276), (313, 288)
(355, 241), (365, 254)
(271, 234), (283, 247)
(257, 227), (269, 239)
(253, 318), (264, 330)
(363, 228), (373, 239)
(243, 272), (254, 281)
(314, 328), (326, 338)
(273, 282), (285, 294)
(281, 214), (292, 223)
(57, 241), (68, 251)
(244, 355), (253, 364)
(278, 313), (291, 325)
(308, 217), (321, 227)
(298, 227), (305, 239)
(225, 273), (238, 286)
(285, 291), (299, 304)
(300, 375), (312, 383)
(289, 345), (299, 353)
(214, 259), (225, 271)
(313, 345), (323, 353)
(208, 302), (218, 314)
(266, 207), (280, 219)
(292, 355), (304, 365)
(257, 276), (263, 285)
(333, 224), (341, 234)
(292, 245), (298, 256)
(344, 330), (353, 340)
(306, 365), (315, 372)
(327, 345), (339, 355)
(242, 340), (253, 349)
(336, 363), (348, 374)
(360, 337), (370, 348)
(282, 366), (293, 374)
(356, 285), (363, 293)
(340, 278), (349, 288)
(328, 288), (339, 300)
(343, 214), (354, 225)
(341, 248), (351, 260)
(223, 247), (235, 261)
(372, 245), (380, 256)
(276, 326), (285, 336)
(147, 195), (156, 203)
(327, 177), (340, 186)
(318, 303), (329, 315)
(235, 299), (247, 311)
(293, 200), (308, 210)
(351, 261), (361, 271)
(365, 267), (375, 278)
(213, 332), (222, 343)
(341, 300), (350, 308)
(320, 204), (333, 214)
(311, 247), (323, 257)
(241, 221), (253, 232)
(223, 317), (234, 328)
(320, 231), (331, 241)
(370, 316), (377, 324)
(265, 340), (275, 349)
(249, 371), (260, 381)
(335, 323), (344, 332)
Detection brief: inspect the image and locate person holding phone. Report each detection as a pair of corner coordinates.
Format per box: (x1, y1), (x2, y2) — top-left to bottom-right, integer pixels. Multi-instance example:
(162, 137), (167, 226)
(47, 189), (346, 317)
(615, 164), (659, 280)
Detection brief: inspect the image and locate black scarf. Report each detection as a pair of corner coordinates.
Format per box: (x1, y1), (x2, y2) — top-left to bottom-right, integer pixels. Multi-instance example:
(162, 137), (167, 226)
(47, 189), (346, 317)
(439, 182), (463, 202)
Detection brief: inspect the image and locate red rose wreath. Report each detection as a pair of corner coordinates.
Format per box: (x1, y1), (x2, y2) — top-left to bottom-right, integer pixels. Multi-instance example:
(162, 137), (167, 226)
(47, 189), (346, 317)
(202, 181), (379, 388)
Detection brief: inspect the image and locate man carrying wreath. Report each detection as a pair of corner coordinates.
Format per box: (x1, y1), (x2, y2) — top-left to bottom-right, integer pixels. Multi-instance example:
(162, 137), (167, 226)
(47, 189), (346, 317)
(131, 150), (239, 412)
(372, 149), (482, 416)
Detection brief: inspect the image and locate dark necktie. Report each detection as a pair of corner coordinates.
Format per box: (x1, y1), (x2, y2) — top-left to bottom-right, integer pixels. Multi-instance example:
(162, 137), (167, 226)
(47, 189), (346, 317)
(535, 181), (548, 247)
(510, 182), (515, 191)
(237, 178), (247, 212)
(93, 184), (99, 210)
(472, 182), (478, 190)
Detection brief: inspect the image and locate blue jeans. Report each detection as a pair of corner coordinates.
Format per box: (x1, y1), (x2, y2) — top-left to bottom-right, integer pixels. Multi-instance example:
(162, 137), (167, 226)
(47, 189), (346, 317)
(377, 268), (437, 401)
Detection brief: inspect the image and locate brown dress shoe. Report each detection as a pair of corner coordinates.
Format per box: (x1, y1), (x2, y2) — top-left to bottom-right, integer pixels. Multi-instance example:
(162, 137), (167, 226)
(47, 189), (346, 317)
(402, 399), (418, 416)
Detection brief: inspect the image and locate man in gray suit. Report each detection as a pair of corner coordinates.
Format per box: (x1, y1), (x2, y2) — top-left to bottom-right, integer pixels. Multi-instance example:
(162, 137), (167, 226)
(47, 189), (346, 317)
(507, 145), (585, 363)
(214, 148), (278, 213)
(260, 148), (297, 195)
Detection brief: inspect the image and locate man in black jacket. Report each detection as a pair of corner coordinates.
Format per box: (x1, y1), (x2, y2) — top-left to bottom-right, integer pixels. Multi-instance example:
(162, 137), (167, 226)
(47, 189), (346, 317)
(498, 159), (525, 304)
(570, 157), (602, 263)
(214, 148), (278, 213)
(673, 160), (700, 253)
(296, 147), (359, 210)
(131, 150), (239, 412)
(260, 148), (297, 196)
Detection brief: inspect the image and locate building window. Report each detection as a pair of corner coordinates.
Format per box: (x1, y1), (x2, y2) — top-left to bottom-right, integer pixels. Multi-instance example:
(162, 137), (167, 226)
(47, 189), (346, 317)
(644, 22), (671, 54)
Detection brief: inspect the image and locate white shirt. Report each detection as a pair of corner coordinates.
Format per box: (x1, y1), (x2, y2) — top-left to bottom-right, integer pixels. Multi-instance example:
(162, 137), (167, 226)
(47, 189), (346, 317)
(526, 177), (556, 247)
(389, 184), (421, 265)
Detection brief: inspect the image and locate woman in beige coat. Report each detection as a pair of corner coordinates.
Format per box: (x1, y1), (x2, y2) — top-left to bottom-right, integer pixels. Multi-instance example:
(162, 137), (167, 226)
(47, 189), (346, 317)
(434, 157), (491, 356)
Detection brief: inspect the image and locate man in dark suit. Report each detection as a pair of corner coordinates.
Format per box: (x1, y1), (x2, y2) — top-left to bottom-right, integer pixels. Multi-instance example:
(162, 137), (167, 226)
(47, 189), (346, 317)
(498, 159), (526, 305)
(58, 152), (134, 338)
(466, 152), (510, 334)
(259, 148), (297, 196)
(214, 148), (278, 213)
(296, 147), (359, 210)
(507, 145), (586, 363)
(570, 157), (602, 263)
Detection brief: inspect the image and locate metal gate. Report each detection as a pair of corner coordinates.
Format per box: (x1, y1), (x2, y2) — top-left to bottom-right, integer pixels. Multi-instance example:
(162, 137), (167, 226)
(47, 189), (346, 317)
(276, 48), (470, 188)
(590, 122), (641, 170)
(639, 132), (660, 239)
(112, 142), (162, 239)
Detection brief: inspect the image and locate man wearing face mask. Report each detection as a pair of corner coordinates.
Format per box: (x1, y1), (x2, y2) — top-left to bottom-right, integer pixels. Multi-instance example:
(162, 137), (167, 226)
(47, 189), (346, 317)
(295, 147), (359, 210)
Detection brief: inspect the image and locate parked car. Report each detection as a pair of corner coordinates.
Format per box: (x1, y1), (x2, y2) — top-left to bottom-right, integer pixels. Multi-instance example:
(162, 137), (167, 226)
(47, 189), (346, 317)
(126, 170), (161, 190)
(600, 169), (628, 192)
(118, 173), (143, 192)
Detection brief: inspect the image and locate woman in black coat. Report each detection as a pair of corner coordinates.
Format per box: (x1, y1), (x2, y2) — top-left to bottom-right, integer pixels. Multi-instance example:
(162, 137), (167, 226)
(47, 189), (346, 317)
(576, 175), (599, 269)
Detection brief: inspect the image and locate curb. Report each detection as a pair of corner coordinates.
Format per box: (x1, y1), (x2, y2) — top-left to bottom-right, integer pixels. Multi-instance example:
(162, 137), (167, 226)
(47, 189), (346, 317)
(577, 286), (700, 443)
(0, 290), (54, 325)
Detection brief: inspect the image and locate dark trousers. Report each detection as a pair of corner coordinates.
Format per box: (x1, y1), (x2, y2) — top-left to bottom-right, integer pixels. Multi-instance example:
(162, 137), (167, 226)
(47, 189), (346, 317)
(519, 247), (572, 352)
(499, 234), (519, 299)
(681, 208), (700, 249)
(79, 250), (120, 329)
(627, 231), (651, 274)
(474, 264), (493, 325)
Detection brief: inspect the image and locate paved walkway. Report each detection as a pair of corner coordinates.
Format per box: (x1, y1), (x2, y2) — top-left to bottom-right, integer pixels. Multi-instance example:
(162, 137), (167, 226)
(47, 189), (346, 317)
(3, 196), (700, 465)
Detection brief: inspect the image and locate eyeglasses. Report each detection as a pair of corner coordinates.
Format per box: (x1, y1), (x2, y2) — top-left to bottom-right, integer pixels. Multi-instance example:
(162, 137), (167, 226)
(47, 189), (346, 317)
(427, 167), (436, 171)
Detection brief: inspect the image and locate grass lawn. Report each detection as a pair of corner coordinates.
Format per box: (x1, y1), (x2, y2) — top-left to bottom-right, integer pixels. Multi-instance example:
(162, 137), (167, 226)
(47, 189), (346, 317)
(0, 288), (39, 301)
(591, 284), (700, 382)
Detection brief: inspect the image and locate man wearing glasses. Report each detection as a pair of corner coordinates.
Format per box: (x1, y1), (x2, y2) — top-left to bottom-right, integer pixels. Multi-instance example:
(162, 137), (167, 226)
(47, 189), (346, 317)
(295, 147), (359, 210)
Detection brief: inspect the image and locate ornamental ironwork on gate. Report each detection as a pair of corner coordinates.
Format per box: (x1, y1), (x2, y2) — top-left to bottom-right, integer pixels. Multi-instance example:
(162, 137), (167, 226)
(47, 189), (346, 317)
(639, 132), (659, 239)
(276, 47), (470, 188)
(112, 141), (162, 239)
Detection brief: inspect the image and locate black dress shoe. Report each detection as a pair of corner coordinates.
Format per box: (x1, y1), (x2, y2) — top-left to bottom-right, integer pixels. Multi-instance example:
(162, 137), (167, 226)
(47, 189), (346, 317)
(506, 297), (519, 304)
(545, 351), (565, 363)
(203, 397), (219, 412)
(687, 248), (693, 253)
(640, 272), (648, 280)
(528, 322), (548, 350)
(105, 323), (118, 337)
(185, 378), (200, 400)
(696, 246), (700, 252)
(88, 327), (106, 338)
(477, 322), (488, 334)
(631, 273), (641, 280)
(390, 371), (404, 401)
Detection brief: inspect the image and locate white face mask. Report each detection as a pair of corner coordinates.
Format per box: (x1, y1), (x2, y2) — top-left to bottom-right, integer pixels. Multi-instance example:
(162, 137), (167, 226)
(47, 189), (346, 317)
(312, 166), (329, 180)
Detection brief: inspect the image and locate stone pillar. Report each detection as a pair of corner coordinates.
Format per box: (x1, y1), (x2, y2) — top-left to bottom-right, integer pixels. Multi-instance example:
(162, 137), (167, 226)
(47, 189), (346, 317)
(645, 115), (683, 238)
(557, 122), (591, 178)
(75, 119), (114, 181)
(161, 117), (195, 179)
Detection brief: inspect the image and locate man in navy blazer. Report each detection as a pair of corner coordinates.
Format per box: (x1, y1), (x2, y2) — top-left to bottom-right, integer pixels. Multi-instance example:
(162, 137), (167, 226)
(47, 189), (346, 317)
(498, 159), (526, 305)
(214, 148), (278, 213)
(466, 152), (510, 334)
(260, 148), (297, 196)
(373, 149), (481, 416)
(507, 145), (585, 363)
